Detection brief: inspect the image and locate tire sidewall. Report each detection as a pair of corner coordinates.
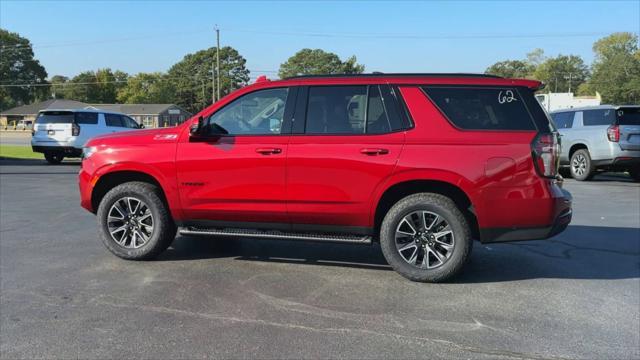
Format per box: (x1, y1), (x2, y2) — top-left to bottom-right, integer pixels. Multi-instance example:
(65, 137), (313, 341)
(97, 184), (170, 259)
(380, 194), (471, 282)
(570, 149), (592, 181)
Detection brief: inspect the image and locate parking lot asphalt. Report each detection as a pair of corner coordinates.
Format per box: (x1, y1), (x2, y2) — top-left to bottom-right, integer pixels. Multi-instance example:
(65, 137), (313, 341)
(0, 132), (31, 146)
(1, 159), (639, 359)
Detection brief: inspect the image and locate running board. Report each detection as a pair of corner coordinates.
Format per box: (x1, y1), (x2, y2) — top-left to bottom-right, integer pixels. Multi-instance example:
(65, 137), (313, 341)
(179, 227), (372, 244)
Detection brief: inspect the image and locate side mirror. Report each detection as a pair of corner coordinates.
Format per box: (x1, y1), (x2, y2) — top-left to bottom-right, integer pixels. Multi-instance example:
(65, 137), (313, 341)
(139, 124), (145, 129)
(190, 116), (204, 137)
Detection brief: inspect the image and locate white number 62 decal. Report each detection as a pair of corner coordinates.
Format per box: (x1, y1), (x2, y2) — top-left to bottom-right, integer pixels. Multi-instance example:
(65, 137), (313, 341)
(498, 90), (518, 104)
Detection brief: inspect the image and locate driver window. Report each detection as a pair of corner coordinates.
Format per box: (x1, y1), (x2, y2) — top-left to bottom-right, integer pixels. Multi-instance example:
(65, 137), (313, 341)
(205, 88), (289, 135)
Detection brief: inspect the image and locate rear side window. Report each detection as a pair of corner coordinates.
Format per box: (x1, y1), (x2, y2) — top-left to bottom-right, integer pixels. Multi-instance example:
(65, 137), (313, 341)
(583, 109), (615, 126)
(551, 112), (574, 129)
(75, 112), (98, 125)
(105, 113), (124, 127)
(304, 85), (404, 135)
(422, 87), (536, 131)
(617, 108), (640, 125)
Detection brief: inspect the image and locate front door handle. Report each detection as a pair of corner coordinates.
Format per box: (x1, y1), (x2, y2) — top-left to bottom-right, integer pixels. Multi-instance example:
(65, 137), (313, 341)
(255, 147), (282, 155)
(360, 148), (389, 156)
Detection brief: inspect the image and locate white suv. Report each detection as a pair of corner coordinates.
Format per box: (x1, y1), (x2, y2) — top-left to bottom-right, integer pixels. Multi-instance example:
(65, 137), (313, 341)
(31, 109), (142, 164)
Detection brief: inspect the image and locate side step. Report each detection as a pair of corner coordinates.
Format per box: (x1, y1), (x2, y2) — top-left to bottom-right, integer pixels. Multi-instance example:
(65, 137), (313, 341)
(179, 227), (372, 245)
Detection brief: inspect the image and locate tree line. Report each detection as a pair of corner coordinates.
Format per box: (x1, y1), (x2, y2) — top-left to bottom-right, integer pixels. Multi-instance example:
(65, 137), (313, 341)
(485, 32), (640, 104)
(1, 28), (639, 114)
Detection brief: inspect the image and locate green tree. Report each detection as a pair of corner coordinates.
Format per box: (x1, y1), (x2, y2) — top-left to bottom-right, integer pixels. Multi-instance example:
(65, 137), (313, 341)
(0, 29), (48, 111)
(168, 46), (249, 113)
(117, 72), (176, 104)
(278, 49), (365, 79)
(586, 32), (640, 104)
(533, 55), (589, 93)
(485, 60), (534, 78)
(64, 68), (128, 103)
(50, 75), (69, 99)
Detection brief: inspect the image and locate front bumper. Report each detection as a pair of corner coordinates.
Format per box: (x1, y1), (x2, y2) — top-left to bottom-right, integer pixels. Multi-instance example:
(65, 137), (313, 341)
(480, 187), (572, 243)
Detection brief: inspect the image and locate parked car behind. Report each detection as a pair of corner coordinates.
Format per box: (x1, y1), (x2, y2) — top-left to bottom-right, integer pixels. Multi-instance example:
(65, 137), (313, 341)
(79, 73), (572, 282)
(31, 109), (143, 164)
(550, 105), (640, 181)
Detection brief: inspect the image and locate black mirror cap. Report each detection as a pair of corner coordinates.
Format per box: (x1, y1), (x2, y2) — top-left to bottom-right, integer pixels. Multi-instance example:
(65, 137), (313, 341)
(189, 116), (204, 138)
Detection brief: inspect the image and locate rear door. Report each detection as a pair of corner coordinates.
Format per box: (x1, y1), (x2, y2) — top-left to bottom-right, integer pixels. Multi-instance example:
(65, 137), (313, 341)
(286, 84), (406, 232)
(32, 111), (75, 144)
(617, 107), (640, 151)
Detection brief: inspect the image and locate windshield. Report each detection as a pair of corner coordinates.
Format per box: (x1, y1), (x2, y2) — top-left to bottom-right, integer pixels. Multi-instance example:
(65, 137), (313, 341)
(617, 107), (640, 126)
(36, 111), (74, 124)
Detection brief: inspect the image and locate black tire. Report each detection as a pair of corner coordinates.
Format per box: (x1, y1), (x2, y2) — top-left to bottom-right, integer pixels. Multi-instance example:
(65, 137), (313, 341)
(379, 193), (472, 283)
(629, 167), (640, 182)
(96, 181), (176, 260)
(570, 149), (594, 181)
(44, 152), (63, 164)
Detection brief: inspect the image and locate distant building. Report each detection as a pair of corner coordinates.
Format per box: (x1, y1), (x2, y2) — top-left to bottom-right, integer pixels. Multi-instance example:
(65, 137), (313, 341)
(0, 100), (192, 128)
(535, 92), (601, 112)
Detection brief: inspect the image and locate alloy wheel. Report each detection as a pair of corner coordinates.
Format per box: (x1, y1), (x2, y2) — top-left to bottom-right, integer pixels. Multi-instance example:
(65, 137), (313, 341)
(572, 154), (587, 176)
(395, 210), (455, 269)
(107, 197), (154, 249)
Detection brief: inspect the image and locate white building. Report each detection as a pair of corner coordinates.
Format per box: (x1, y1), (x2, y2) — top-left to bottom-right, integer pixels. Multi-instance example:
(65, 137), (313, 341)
(535, 92), (601, 112)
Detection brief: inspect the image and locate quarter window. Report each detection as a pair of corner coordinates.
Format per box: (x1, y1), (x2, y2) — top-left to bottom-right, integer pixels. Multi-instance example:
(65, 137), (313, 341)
(583, 109), (615, 126)
(422, 87), (536, 131)
(206, 88), (289, 135)
(75, 112), (98, 125)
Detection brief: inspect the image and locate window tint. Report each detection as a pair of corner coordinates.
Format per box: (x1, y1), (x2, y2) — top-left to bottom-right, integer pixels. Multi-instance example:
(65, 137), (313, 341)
(551, 112), (574, 129)
(306, 86), (367, 134)
(365, 85), (404, 134)
(617, 107), (640, 125)
(36, 112), (74, 124)
(583, 109), (615, 126)
(206, 88), (288, 135)
(423, 87), (536, 131)
(123, 116), (139, 128)
(75, 112), (98, 125)
(105, 113), (124, 127)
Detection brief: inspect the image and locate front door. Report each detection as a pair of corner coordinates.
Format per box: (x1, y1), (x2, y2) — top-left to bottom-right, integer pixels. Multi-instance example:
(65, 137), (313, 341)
(286, 85), (406, 232)
(176, 87), (293, 225)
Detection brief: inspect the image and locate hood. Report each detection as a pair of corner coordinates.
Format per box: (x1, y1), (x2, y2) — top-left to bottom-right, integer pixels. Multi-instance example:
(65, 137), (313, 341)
(86, 126), (183, 147)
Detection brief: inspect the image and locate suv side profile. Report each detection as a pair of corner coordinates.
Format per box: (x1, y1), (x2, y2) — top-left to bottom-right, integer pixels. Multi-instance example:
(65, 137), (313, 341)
(32, 109), (142, 164)
(79, 74), (572, 282)
(550, 105), (640, 181)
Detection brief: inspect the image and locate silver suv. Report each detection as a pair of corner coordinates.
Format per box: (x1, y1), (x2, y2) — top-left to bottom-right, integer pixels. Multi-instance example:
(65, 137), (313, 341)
(550, 105), (640, 181)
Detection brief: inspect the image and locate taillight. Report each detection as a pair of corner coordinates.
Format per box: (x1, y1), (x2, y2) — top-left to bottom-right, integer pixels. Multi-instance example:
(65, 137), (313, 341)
(72, 123), (80, 136)
(532, 132), (560, 178)
(607, 125), (619, 142)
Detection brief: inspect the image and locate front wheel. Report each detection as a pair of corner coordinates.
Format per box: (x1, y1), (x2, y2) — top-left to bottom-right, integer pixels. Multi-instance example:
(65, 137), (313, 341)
(96, 182), (176, 260)
(380, 193), (472, 283)
(44, 152), (63, 164)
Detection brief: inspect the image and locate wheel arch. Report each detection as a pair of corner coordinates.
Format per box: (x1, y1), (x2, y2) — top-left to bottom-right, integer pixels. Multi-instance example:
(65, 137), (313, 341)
(91, 165), (174, 216)
(568, 143), (589, 159)
(372, 176), (479, 240)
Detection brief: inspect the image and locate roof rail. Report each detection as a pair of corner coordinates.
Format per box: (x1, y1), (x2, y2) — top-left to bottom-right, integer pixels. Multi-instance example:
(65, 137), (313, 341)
(284, 73), (503, 80)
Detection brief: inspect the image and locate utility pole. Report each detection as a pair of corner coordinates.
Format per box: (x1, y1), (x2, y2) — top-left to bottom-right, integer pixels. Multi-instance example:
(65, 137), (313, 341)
(212, 62), (215, 104)
(564, 73), (573, 93)
(216, 25), (221, 101)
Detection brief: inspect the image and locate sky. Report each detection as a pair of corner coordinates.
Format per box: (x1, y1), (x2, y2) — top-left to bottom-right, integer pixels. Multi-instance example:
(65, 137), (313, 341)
(1, 0), (639, 80)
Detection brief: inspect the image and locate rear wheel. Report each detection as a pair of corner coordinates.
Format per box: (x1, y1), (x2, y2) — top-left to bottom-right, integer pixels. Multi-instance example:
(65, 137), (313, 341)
(380, 193), (472, 283)
(97, 182), (176, 260)
(570, 149), (594, 181)
(44, 152), (63, 164)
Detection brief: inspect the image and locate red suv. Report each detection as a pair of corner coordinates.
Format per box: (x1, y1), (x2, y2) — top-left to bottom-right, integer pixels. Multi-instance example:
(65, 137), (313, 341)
(79, 73), (572, 282)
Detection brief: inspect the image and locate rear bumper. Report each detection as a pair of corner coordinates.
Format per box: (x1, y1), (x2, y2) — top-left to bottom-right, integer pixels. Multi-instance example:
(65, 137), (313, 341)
(480, 187), (572, 243)
(32, 145), (82, 157)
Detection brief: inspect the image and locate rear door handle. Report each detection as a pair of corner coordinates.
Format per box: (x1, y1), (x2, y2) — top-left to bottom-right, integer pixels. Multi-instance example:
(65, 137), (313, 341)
(255, 147), (282, 155)
(360, 148), (389, 156)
